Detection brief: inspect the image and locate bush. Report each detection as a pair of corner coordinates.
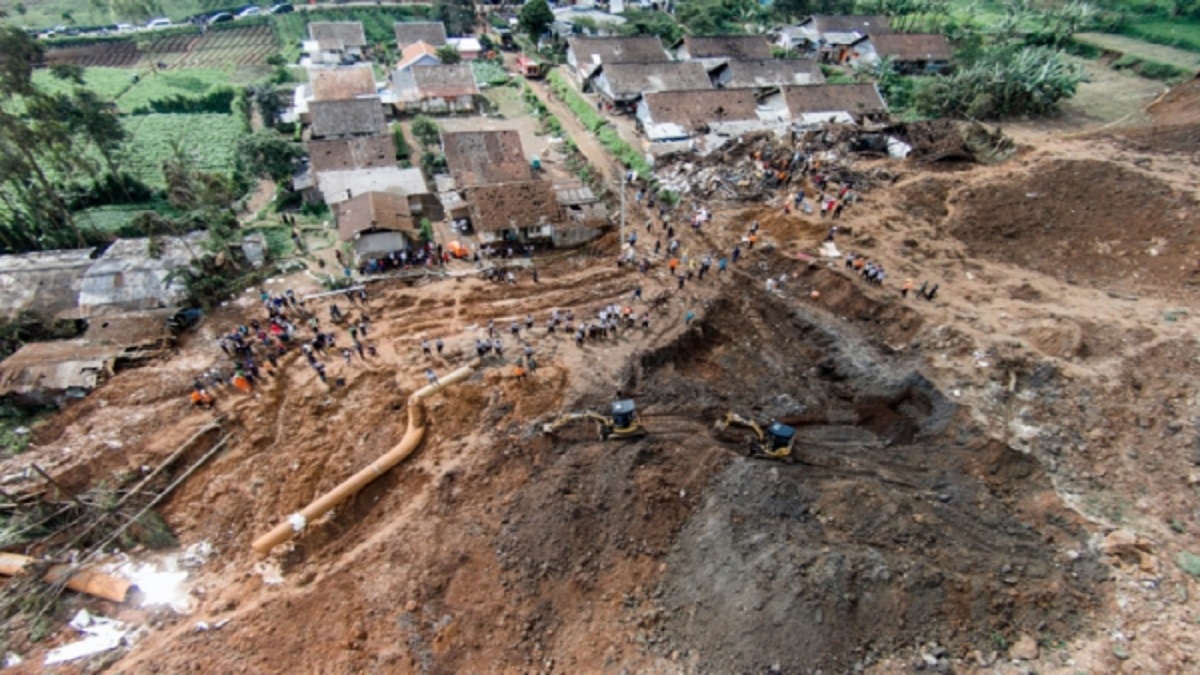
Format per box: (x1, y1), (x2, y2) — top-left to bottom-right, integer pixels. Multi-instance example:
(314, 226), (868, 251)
(915, 46), (1084, 119)
(393, 125), (411, 160)
(548, 69), (605, 132)
(411, 115), (440, 147)
(129, 87), (237, 115)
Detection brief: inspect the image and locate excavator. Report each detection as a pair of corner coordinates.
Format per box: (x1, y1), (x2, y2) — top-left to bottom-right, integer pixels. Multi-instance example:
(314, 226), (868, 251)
(713, 412), (797, 461)
(542, 399), (646, 440)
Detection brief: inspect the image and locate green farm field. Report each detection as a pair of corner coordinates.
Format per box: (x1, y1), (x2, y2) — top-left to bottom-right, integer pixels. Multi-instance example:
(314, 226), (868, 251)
(119, 112), (244, 186)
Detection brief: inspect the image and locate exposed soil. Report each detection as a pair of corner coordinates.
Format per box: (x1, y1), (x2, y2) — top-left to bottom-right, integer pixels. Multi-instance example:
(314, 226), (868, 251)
(5, 62), (1200, 675)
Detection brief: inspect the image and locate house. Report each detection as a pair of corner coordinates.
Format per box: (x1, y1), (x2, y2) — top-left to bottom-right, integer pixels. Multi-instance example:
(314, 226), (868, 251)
(554, 184), (606, 247)
(847, 33), (952, 74)
(636, 88), (764, 141)
(447, 36), (482, 62)
(310, 64), (378, 102)
(589, 62), (712, 110)
(396, 41), (441, 72)
(441, 130), (532, 188)
(0, 248), (97, 321)
(776, 15), (892, 54)
(390, 64), (480, 114)
(709, 58), (825, 89)
(465, 180), (561, 245)
(761, 83), (888, 125)
(565, 36), (668, 82)
(394, 21), (447, 51)
(336, 191), (418, 261)
(315, 166), (440, 220)
(0, 309), (177, 406)
(304, 22), (368, 65)
(671, 35), (773, 67)
(309, 98), (387, 139)
(308, 136), (397, 175)
(78, 233), (205, 315)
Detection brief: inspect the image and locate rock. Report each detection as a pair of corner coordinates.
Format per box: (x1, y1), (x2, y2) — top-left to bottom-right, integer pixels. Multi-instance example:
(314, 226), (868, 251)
(1102, 529), (1153, 561)
(1009, 633), (1040, 661)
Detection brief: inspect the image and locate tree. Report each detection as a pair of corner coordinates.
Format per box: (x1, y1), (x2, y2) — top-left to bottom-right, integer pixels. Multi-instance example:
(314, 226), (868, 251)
(915, 45), (1083, 119)
(236, 130), (304, 183)
(411, 115), (441, 147)
(519, 0), (555, 41)
(616, 9), (684, 44)
(433, 0), (475, 36)
(435, 44), (462, 64)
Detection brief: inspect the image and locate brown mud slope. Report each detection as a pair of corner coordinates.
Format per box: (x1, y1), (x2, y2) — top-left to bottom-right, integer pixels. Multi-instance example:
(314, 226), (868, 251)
(624, 282), (1105, 672)
(948, 159), (1200, 295)
(1118, 76), (1200, 154)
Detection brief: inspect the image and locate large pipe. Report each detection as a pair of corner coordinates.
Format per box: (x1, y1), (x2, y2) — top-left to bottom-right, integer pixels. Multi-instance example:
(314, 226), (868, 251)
(0, 553), (131, 603)
(251, 359), (481, 554)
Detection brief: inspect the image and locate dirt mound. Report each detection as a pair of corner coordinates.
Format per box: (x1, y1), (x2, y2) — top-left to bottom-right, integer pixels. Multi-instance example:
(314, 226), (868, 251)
(949, 159), (1200, 295)
(894, 119), (1016, 163)
(1146, 76), (1200, 127)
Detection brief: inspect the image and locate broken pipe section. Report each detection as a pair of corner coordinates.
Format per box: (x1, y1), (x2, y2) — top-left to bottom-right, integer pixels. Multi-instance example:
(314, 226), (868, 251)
(0, 553), (132, 603)
(251, 359), (481, 555)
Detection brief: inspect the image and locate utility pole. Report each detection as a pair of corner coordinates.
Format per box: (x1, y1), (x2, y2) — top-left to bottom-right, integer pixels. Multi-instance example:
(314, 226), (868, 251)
(619, 170), (626, 250)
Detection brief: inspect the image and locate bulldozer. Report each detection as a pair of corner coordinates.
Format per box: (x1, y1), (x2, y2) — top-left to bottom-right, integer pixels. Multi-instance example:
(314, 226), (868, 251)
(713, 412), (796, 461)
(542, 399), (646, 440)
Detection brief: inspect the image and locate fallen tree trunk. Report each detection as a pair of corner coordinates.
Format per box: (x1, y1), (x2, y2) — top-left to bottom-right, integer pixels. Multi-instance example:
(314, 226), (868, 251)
(0, 553), (131, 603)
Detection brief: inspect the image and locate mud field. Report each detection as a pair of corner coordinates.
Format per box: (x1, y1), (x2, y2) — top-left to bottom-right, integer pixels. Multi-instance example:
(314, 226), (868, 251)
(4, 82), (1200, 673)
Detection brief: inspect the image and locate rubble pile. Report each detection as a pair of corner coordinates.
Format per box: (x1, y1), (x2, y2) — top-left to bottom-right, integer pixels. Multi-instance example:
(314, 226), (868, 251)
(892, 119), (1015, 163)
(653, 127), (899, 200)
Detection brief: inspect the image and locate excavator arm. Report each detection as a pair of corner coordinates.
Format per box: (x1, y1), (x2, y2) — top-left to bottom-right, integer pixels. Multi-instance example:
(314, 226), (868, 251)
(542, 411), (612, 435)
(714, 412), (767, 443)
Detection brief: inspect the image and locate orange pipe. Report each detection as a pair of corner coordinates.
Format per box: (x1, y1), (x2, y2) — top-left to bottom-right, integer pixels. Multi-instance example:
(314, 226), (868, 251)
(0, 553), (131, 603)
(251, 359), (480, 554)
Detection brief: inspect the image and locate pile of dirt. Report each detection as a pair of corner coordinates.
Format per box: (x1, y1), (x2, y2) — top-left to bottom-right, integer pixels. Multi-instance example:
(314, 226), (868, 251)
(947, 158), (1200, 295)
(1146, 76), (1200, 128)
(893, 119), (1016, 163)
(1115, 76), (1200, 154)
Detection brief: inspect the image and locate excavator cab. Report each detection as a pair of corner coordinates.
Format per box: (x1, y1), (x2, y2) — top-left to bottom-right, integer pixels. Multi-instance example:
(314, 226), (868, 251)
(765, 422), (796, 453)
(608, 399), (640, 437)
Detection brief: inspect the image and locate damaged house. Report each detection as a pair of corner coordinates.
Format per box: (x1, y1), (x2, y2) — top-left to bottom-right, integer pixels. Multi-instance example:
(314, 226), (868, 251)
(761, 83), (889, 125)
(390, 64), (480, 114)
(636, 88), (769, 142)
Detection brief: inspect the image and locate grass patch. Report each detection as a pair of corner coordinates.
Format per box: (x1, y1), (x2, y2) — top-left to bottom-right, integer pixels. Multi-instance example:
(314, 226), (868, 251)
(1110, 54), (1192, 81)
(1118, 17), (1200, 54)
(75, 200), (182, 232)
(116, 68), (236, 113)
(1178, 551), (1200, 577)
(547, 68), (605, 132)
(31, 66), (141, 102)
(120, 113), (245, 187)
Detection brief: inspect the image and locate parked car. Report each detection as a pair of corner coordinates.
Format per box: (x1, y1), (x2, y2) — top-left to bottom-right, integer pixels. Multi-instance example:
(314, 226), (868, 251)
(116, 23), (135, 33)
(145, 18), (172, 29)
(267, 3), (294, 13)
(235, 6), (261, 18)
(207, 12), (234, 25)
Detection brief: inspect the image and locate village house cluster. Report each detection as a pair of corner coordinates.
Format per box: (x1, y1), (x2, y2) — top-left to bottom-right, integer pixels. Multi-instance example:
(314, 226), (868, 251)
(567, 14), (949, 148)
(288, 19), (606, 265)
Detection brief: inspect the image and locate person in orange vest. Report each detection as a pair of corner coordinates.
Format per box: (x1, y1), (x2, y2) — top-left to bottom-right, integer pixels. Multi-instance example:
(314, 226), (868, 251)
(513, 364), (526, 382)
(748, 233), (759, 249)
(668, 258), (679, 273)
(190, 389), (215, 409)
(232, 370), (252, 394)
(902, 279), (914, 298)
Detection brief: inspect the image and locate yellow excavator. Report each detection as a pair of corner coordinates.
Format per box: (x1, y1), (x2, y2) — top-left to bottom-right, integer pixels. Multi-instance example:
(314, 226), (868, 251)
(713, 412), (797, 461)
(542, 399), (646, 440)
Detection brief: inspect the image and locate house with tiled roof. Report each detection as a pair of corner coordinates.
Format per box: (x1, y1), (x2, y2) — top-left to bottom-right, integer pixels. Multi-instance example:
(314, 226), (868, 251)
(588, 61), (712, 109)
(760, 83), (888, 125)
(336, 191), (419, 261)
(565, 36), (669, 82)
(394, 21), (448, 51)
(390, 64), (479, 114)
(847, 33), (952, 73)
(309, 98), (387, 139)
(671, 35), (773, 68)
(396, 41), (441, 72)
(775, 15), (892, 54)
(636, 88), (767, 141)
(304, 22), (368, 65)
(441, 130), (531, 188)
(709, 59), (825, 89)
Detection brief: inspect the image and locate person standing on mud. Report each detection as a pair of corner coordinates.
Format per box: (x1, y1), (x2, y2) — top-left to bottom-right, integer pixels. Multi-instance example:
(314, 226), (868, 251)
(902, 279), (913, 298)
(425, 368), (439, 386)
(435, 337), (444, 355)
(421, 339), (432, 357)
(732, 245), (742, 264)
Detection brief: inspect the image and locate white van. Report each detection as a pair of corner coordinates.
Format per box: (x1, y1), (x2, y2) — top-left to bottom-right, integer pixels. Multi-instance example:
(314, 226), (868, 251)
(145, 18), (172, 30)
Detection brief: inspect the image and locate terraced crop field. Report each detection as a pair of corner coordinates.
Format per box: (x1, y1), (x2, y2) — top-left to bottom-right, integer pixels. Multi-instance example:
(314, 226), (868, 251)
(42, 26), (279, 70)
